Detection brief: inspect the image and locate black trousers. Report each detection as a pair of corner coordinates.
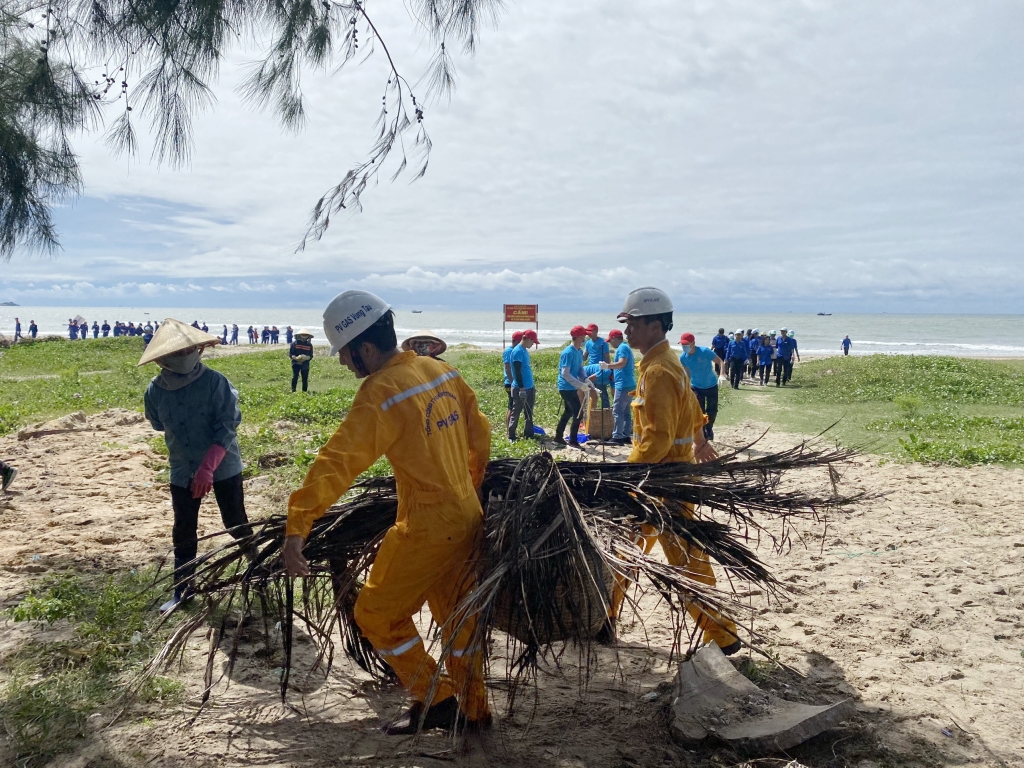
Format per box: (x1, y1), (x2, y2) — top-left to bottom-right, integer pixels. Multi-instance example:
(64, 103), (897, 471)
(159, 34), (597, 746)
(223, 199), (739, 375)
(729, 360), (745, 389)
(556, 389), (583, 442)
(775, 359), (793, 385)
(758, 363), (772, 384)
(291, 363), (309, 392)
(691, 386), (719, 439)
(170, 473), (252, 596)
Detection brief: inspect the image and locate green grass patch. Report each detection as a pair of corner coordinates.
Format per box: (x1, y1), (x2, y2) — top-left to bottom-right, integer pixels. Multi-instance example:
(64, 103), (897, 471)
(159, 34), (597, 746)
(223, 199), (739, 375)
(1, 571), (183, 766)
(5, 342), (1024, 468)
(716, 355), (1024, 465)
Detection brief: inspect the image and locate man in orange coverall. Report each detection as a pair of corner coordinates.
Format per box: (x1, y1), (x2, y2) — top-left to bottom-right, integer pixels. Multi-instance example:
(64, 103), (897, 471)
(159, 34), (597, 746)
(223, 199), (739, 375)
(282, 290), (492, 735)
(603, 286), (741, 655)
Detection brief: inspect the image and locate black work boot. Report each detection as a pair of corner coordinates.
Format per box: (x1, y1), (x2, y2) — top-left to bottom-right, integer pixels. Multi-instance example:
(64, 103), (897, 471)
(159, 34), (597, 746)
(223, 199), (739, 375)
(383, 696), (460, 735)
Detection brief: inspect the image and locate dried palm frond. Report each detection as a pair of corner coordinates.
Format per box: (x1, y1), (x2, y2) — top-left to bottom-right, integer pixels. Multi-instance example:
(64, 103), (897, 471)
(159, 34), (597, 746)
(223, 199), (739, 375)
(137, 440), (862, 713)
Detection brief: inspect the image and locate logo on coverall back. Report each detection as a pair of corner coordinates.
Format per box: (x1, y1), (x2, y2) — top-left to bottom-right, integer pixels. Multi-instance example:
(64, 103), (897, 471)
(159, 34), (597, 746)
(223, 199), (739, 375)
(424, 391), (460, 436)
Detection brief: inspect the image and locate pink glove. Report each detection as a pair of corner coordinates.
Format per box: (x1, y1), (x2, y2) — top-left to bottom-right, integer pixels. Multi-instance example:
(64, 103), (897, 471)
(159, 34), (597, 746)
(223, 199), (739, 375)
(191, 444), (227, 499)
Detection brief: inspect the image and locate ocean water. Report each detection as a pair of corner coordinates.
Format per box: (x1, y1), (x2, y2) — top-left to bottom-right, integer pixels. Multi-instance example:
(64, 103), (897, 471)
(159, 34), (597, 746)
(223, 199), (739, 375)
(2, 306), (1022, 357)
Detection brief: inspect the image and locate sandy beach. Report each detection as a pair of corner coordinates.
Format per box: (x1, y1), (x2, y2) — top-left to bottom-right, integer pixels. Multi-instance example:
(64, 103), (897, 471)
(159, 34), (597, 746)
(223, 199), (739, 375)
(1, 407), (1021, 767)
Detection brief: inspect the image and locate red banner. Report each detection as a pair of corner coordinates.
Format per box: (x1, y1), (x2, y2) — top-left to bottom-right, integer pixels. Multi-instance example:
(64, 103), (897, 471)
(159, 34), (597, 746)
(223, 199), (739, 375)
(504, 304), (538, 323)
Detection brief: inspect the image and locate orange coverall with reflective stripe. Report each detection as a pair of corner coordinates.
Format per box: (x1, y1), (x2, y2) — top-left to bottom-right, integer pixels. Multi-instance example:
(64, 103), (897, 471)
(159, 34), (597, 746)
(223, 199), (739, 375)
(612, 338), (738, 648)
(287, 350), (492, 719)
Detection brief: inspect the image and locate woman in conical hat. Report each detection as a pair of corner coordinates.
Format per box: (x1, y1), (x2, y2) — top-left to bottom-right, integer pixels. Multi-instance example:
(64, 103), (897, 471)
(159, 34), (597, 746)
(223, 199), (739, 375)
(400, 330), (447, 359)
(140, 318), (254, 614)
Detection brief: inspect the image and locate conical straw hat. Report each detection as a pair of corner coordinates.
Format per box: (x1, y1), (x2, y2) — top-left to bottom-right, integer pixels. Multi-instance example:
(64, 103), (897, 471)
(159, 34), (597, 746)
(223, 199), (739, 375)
(401, 330), (447, 356)
(138, 318), (221, 366)
(294, 328), (314, 338)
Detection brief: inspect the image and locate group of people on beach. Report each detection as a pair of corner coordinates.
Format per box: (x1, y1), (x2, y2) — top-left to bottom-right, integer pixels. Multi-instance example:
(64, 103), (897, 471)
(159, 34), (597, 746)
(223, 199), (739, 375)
(708, 327), (801, 389)
(1, 286), (747, 737)
(500, 321), (813, 450)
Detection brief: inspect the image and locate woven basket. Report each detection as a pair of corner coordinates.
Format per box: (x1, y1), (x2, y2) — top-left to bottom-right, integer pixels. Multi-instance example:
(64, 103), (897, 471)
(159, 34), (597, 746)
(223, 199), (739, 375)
(587, 403), (614, 441)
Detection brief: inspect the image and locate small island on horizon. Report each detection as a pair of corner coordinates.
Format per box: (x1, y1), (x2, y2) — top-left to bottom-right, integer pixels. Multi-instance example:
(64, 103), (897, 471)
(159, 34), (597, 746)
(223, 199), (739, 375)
(1, 301), (19, 306)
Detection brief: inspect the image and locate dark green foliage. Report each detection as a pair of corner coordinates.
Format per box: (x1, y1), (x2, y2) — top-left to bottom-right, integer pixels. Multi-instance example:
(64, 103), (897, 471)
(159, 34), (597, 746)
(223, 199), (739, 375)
(0, 7), (98, 257)
(1, 0), (500, 255)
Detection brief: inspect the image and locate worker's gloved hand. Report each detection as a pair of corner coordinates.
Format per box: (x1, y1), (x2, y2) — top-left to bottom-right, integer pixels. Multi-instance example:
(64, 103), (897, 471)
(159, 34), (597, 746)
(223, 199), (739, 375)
(191, 444), (227, 499)
(599, 362), (610, 370)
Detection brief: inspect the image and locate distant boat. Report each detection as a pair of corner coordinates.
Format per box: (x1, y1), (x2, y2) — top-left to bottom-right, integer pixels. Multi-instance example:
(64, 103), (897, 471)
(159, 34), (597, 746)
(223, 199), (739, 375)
(817, 312), (832, 316)
(411, 310), (423, 314)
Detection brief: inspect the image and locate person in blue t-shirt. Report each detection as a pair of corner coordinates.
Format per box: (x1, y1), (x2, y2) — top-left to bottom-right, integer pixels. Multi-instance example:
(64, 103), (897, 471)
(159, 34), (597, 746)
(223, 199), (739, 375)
(711, 327), (729, 363)
(726, 329), (749, 389)
(775, 327), (799, 386)
(503, 330), (524, 435)
(68, 319), (78, 340)
(679, 333), (722, 440)
(841, 335), (852, 356)
(604, 329), (635, 443)
(747, 329), (761, 377)
(29, 320), (38, 338)
(583, 323), (611, 408)
(756, 336), (774, 385)
(584, 362), (612, 386)
(508, 330), (537, 440)
(556, 326), (597, 447)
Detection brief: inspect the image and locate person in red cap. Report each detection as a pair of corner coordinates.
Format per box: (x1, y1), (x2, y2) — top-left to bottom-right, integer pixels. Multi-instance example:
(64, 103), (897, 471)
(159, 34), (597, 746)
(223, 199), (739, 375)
(582, 323), (611, 408)
(508, 329), (538, 440)
(602, 328), (636, 443)
(555, 325), (597, 446)
(679, 332), (722, 441)
(503, 331), (525, 434)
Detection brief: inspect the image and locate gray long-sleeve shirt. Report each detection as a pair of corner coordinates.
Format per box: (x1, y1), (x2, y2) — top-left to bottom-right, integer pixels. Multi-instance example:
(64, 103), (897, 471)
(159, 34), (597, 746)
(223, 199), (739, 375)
(144, 368), (244, 488)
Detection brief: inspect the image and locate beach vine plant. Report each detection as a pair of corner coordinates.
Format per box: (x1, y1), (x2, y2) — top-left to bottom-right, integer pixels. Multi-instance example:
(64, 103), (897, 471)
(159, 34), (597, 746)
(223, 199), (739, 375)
(0, 0), (502, 258)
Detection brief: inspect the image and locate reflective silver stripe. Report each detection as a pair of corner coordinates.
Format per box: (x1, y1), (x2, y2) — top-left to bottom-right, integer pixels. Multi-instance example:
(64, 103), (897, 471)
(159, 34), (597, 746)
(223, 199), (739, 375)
(449, 646), (478, 658)
(379, 370), (460, 412)
(674, 437), (693, 445)
(633, 398), (644, 405)
(378, 637), (421, 657)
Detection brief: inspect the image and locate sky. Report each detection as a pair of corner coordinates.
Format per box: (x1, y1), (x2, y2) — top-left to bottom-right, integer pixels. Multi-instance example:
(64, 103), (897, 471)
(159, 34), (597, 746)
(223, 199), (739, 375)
(3, 0), (1023, 312)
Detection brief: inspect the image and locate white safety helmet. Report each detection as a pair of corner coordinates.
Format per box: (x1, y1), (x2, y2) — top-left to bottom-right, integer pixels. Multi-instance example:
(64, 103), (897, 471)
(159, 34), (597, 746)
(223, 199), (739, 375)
(752, 328), (759, 334)
(780, 326), (788, 332)
(322, 290), (392, 356)
(735, 328), (744, 336)
(617, 286), (674, 321)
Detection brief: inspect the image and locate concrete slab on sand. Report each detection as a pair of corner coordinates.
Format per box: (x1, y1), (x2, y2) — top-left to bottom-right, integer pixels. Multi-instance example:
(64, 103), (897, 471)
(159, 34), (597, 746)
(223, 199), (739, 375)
(672, 643), (855, 752)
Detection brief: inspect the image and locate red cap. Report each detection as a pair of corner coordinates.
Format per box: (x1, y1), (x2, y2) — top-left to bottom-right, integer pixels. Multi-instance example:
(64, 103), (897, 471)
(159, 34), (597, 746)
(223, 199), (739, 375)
(585, 323), (599, 333)
(511, 330), (524, 343)
(679, 333), (695, 345)
(570, 325), (587, 338)
(606, 329), (623, 341)
(522, 329), (538, 343)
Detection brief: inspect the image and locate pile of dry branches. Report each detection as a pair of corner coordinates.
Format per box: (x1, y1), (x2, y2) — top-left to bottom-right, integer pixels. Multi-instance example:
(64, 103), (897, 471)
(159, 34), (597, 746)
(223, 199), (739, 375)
(140, 442), (862, 711)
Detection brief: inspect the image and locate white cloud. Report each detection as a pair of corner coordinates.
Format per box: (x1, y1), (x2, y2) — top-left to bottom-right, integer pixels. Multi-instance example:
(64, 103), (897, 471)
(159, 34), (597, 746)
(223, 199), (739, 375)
(3, 0), (1023, 311)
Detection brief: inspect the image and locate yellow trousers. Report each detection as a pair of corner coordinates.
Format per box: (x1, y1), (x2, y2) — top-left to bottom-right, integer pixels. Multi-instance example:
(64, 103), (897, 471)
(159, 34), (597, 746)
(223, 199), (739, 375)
(610, 507), (738, 649)
(354, 495), (489, 721)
